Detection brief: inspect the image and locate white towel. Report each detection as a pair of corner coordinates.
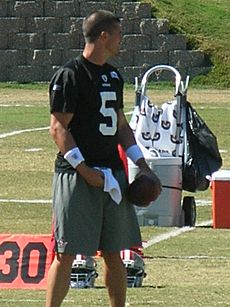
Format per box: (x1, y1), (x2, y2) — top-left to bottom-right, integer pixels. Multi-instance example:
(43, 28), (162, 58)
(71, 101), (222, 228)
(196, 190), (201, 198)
(95, 167), (122, 205)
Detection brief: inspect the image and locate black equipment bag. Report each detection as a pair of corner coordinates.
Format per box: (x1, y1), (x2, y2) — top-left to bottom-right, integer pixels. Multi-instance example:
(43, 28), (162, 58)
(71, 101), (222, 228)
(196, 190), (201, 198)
(182, 101), (222, 192)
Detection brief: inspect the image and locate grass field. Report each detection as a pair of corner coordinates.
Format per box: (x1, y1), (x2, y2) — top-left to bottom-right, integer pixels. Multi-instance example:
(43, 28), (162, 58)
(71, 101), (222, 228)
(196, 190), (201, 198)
(0, 84), (230, 306)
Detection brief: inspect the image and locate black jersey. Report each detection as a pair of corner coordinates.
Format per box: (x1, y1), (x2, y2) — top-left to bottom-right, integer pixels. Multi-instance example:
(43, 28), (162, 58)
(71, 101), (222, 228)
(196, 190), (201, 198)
(49, 55), (124, 172)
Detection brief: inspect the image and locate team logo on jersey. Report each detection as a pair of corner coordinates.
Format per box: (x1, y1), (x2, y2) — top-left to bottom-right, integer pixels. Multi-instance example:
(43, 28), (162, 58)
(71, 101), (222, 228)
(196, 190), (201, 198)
(57, 238), (68, 249)
(110, 71), (119, 79)
(101, 74), (108, 82)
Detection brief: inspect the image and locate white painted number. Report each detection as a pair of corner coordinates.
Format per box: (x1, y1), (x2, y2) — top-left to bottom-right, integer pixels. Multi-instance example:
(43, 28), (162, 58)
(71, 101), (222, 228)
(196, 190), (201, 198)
(99, 92), (117, 136)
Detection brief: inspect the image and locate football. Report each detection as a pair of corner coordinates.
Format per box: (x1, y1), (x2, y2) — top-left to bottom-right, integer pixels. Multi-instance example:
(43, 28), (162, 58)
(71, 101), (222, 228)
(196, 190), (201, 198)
(127, 174), (161, 207)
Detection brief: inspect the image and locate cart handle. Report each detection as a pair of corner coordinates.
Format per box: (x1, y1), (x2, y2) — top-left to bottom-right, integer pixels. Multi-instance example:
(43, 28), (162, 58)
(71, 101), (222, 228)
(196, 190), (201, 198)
(141, 65), (182, 96)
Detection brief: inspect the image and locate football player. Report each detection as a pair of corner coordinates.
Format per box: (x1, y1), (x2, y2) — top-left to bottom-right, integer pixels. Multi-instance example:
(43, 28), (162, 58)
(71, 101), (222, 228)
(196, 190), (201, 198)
(46, 10), (160, 307)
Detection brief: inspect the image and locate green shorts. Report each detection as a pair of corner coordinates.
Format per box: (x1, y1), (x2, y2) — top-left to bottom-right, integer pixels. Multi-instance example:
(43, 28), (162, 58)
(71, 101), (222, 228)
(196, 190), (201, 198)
(52, 170), (142, 256)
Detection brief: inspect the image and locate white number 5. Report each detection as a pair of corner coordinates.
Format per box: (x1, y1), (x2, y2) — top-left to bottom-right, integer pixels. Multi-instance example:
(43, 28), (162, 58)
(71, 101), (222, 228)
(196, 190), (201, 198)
(99, 92), (117, 136)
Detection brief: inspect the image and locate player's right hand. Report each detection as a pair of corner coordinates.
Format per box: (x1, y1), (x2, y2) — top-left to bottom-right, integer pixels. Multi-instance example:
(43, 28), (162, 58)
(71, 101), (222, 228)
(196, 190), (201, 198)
(76, 163), (104, 188)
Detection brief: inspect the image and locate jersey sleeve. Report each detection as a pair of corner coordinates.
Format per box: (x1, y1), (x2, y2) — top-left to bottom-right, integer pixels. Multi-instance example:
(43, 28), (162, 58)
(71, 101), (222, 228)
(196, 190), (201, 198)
(49, 65), (78, 113)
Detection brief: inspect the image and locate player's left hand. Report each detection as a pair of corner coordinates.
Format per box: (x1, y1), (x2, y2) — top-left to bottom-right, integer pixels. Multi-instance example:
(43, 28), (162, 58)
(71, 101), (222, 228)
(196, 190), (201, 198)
(135, 158), (162, 192)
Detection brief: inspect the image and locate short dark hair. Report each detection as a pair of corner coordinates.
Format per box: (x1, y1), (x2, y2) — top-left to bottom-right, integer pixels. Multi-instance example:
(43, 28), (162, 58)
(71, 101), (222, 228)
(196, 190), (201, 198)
(82, 10), (120, 43)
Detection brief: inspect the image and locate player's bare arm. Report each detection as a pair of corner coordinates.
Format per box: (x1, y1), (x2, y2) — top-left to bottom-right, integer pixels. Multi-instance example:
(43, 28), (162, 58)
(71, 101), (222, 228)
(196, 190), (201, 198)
(117, 109), (137, 150)
(117, 109), (149, 170)
(50, 112), (104, 188)
(50, 112), (75, 153)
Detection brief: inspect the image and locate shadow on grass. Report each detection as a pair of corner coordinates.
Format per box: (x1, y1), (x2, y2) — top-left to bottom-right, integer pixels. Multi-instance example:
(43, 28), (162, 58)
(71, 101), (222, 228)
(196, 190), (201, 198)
(141, 285), (166, 289)
(196, 225), (213, 229)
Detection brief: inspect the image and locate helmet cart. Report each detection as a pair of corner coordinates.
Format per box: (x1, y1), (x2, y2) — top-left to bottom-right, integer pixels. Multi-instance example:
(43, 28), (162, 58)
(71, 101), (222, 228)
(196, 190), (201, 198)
(129, 65), (196, 227)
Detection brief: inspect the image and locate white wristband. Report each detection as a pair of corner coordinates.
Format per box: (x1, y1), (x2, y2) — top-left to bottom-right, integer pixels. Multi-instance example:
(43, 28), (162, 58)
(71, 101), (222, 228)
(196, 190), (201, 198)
(126, 144), (144, 164)
(64, 147), (85, 168)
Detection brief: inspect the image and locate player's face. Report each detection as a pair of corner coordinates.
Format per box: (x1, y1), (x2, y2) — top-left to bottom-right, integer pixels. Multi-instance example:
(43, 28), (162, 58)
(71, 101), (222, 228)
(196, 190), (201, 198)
(105, 23), (122, 57)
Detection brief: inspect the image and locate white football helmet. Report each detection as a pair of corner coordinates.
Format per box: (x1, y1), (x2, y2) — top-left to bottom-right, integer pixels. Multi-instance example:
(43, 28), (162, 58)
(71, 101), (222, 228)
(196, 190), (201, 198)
(70, 254), (98, 289)
(120, 249), (146, 287)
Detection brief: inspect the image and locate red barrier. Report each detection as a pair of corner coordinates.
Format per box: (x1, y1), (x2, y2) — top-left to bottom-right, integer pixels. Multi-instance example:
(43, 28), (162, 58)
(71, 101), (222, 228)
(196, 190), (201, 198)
(0, 234), (53, 289)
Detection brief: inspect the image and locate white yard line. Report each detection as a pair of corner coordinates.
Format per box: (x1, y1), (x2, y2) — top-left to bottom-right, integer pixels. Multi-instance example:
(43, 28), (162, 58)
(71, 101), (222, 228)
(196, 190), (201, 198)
(0, 104), (38, 107)
(0, 111), (129, 139)
(195, 199), (212, 206)
(0, 199), (52, 204)
(0, 126), (49, 139)
(143, 220), (212, 249)
(199, 106), (230, 110)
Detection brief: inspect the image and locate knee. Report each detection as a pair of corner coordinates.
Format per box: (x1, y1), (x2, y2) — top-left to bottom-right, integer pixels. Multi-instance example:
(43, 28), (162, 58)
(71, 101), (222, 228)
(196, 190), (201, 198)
(102, 252), (127, 290)
(53, 253), (75, 272)
(102, 251), (125, 272)
(103, 252), (122, 265)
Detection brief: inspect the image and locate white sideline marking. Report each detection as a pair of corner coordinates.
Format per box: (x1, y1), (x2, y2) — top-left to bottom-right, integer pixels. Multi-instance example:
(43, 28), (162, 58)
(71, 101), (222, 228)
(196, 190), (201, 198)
(153, 255), (228, 260)
(143, 220), (212, 249)
(24, 147), (43, 152)
(0, 198), (212, 206)
(199, 106), (230, 110)
(196, 199), (212, 206)
(0, 126), (49, 139)
(0, 199), (52, 204)
(0, 111), (130, 139)
(125, 110), (133, 115)
(0, 104), (37, 107)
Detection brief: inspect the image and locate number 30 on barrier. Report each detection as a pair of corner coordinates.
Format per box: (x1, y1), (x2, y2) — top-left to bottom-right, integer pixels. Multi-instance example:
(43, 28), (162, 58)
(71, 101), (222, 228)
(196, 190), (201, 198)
(0, 234), (53, 289)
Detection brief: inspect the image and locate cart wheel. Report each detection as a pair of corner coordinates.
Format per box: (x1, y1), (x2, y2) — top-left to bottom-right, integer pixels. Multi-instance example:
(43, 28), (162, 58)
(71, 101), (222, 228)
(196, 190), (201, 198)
(182, 196), (196, 226)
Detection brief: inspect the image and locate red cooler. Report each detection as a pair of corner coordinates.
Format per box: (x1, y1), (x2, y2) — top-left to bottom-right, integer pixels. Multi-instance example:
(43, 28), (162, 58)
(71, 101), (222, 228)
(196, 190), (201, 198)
(212, 170), (230, 229)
